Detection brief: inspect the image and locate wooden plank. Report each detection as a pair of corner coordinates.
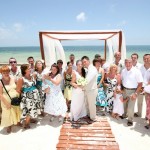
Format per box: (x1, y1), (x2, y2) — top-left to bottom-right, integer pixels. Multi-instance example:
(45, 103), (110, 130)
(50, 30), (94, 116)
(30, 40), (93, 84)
(59, 136), (116, 141)
(58, 140), (118, 145)
(60, 132), (115, 138)
(57, 143), (119, 150)
(60, 129), (112, 134)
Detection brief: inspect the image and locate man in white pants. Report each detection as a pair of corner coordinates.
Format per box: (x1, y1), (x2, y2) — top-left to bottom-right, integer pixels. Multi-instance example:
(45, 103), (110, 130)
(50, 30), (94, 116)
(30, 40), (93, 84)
(81, 56), (98, 121)
(135, 54), (150, 117)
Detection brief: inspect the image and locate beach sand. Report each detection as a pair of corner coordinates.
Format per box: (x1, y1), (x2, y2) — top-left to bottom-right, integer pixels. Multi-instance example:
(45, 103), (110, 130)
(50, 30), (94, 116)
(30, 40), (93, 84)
(0, 100), (150, 150)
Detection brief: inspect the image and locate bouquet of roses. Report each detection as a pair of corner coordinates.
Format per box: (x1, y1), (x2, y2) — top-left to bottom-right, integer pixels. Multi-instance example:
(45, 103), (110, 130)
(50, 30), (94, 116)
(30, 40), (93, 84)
(77, 77), (87, 86)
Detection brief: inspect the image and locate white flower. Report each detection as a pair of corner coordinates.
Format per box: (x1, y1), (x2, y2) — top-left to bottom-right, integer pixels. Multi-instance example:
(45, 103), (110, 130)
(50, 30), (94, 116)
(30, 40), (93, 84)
(77, 77), (87, 86)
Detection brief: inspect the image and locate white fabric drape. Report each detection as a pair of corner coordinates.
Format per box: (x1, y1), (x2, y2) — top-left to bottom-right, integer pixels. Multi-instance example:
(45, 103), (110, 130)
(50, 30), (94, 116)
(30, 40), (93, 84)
(42, 35), (66, 68)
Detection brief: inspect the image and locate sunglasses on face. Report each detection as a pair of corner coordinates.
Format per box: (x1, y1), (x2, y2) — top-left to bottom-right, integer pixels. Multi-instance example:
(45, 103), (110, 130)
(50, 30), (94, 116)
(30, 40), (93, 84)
(10, 61), (17, 64)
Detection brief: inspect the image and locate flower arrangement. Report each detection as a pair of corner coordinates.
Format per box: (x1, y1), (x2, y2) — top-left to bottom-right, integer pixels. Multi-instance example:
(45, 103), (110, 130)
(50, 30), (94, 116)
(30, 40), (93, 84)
(77, 77), (87, 86)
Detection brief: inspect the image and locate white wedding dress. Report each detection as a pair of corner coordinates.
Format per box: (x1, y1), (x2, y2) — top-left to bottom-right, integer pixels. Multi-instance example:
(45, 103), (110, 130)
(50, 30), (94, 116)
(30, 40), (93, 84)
(70, 71), (87, 121)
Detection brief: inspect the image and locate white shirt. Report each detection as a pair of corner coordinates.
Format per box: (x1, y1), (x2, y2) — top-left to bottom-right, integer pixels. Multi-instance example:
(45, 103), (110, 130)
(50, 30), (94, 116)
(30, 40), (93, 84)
(140, 64), (149, 87)
(144, 68), (150, 85)
(133, 62), (142, 70)
(121, 66), (143, 88)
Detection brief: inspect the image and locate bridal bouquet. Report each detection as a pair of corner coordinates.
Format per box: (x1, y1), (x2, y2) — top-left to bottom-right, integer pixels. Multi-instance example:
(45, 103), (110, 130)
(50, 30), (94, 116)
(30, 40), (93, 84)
(77, 77), (87, 86)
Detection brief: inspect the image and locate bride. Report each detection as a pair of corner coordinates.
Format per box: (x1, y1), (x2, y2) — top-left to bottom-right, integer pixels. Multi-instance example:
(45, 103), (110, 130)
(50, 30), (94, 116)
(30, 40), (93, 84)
(70, 60), (87, 121)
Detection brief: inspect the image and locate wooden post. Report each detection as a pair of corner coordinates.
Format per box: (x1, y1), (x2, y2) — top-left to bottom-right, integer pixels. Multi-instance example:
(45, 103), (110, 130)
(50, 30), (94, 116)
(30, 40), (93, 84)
(118, 31), (122, 53)
(104, 40), (107, 60)
(39, 32), (45, 66)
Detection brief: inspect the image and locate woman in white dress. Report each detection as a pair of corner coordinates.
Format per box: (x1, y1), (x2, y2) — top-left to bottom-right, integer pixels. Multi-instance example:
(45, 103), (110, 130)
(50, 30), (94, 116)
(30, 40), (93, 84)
(43, 64), (67, 122)
(70, 60), (87, 121)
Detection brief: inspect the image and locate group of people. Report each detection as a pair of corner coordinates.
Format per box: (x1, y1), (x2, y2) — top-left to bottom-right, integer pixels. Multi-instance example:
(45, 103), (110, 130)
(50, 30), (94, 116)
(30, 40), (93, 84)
(0, 52), (150, 134)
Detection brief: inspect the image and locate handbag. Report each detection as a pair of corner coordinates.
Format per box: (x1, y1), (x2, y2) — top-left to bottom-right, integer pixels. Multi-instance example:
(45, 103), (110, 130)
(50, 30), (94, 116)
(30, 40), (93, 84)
(1, 79), (21, 106)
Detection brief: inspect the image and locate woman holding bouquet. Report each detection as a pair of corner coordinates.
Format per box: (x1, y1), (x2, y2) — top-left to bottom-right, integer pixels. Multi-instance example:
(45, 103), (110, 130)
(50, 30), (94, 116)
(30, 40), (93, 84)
(70, 60), (87, 121)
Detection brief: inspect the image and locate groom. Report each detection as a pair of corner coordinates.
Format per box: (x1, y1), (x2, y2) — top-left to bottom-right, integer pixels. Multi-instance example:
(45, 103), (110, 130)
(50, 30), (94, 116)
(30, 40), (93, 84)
(81, 56), (98, 121)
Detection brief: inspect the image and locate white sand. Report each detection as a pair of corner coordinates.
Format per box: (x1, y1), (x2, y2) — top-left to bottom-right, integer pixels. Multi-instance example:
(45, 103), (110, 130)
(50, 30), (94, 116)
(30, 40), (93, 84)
(0, 100), (150, 150)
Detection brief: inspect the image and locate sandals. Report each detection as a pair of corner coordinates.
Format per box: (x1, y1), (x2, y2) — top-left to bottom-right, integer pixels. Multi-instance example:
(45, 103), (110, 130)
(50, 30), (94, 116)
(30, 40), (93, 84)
(145, 125), (150, 129)
(24, 124), (30, 129)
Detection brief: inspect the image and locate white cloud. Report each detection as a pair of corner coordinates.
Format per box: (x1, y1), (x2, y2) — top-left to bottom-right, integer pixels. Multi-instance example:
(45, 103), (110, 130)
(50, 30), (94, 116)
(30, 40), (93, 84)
(116, 20), (127, 27)
(76, 12), (87, 22)
(13, 23), (24, 32)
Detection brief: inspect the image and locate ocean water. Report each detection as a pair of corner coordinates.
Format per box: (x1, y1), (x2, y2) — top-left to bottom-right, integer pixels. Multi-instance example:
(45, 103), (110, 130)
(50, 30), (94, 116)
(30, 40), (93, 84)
(0, 45), (149, 64)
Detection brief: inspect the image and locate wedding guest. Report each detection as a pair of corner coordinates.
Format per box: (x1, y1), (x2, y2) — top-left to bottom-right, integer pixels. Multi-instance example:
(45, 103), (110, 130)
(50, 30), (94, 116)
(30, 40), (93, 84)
(144, 62), (150, 129)
(104, 64), (122, 114)
(57, 59), (65, 93)
(9, 57), (22, 83)
(94, 54), (101, 60)
(34, 60), (45, 116)
(81, 56), (98, 121)
(43, 64), (67, 122)
(101, 58), (110, 74)
(131, 53), (142, 69)
(70, 60), (87, 121)
(113, 52), (124, 73)
(27, 56), (35, 74)
(121, 59), (143, 126)
(0, 65), (21, 133)
(93, 58), (107, 110)
(69, 54), (77, 70)
(17, 64), (40, 129)
(135, 54), (150, 117)
(64, 62), (73, 111)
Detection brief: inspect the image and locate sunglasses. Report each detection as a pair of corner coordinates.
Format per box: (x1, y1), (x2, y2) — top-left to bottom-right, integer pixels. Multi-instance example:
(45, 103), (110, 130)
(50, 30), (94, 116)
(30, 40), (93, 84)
(10, 61), (17, 64)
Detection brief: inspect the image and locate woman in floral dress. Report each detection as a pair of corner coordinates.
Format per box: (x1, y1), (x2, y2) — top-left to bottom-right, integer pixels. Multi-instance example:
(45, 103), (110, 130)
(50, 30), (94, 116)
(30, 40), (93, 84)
(93, 58), (107, 108)
(43, 64), (67, 122)
(34, 60), (45, 116)
(17, 64), (40, 129)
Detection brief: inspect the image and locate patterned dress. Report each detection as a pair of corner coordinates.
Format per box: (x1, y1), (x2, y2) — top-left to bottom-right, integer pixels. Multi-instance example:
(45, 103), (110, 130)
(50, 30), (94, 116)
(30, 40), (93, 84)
(64, 73), (72, 100)
(105, 77), (117, 112)
(96, 73), (107, 107)
(36, 72), (45, 111)
(21, 76), (41, 119)
(43, 74), (67, 116)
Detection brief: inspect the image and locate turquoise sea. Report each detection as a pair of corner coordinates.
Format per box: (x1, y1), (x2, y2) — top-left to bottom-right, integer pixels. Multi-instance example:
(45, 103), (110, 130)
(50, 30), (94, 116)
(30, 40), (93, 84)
(0, 45), (149, 64)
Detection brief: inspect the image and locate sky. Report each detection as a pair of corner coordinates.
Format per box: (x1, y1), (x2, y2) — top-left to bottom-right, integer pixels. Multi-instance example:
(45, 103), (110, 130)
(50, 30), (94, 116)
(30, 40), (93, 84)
(0, 0), (150, 46)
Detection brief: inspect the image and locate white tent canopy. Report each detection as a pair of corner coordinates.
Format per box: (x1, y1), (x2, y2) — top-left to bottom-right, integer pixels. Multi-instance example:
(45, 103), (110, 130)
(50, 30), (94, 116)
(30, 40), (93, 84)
(39, 30), (126, 67)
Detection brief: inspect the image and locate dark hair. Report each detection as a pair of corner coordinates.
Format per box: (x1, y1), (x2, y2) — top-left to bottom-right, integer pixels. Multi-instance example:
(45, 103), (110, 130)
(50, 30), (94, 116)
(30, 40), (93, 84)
(67, 61), (71, 66)
(95, 54), (101, 59)
(70, 54), (75, 57)
(131, 53), (139, 59)
(81, 68), (86, 78)
(27, 56), (34, 61)
(50, 63), (59, 77)
(143, 54), (150, 58)
(57, 59), (63, 64)
(81, 56), (90, 61)
(21, 64), (29, 76)
(93, 58), (102, 66)
(35, 60), (45, 71)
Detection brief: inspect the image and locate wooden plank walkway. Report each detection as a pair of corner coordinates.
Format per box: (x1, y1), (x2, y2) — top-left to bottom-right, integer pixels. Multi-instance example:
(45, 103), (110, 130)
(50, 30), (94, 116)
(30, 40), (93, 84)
(56, 117), (120, 150)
